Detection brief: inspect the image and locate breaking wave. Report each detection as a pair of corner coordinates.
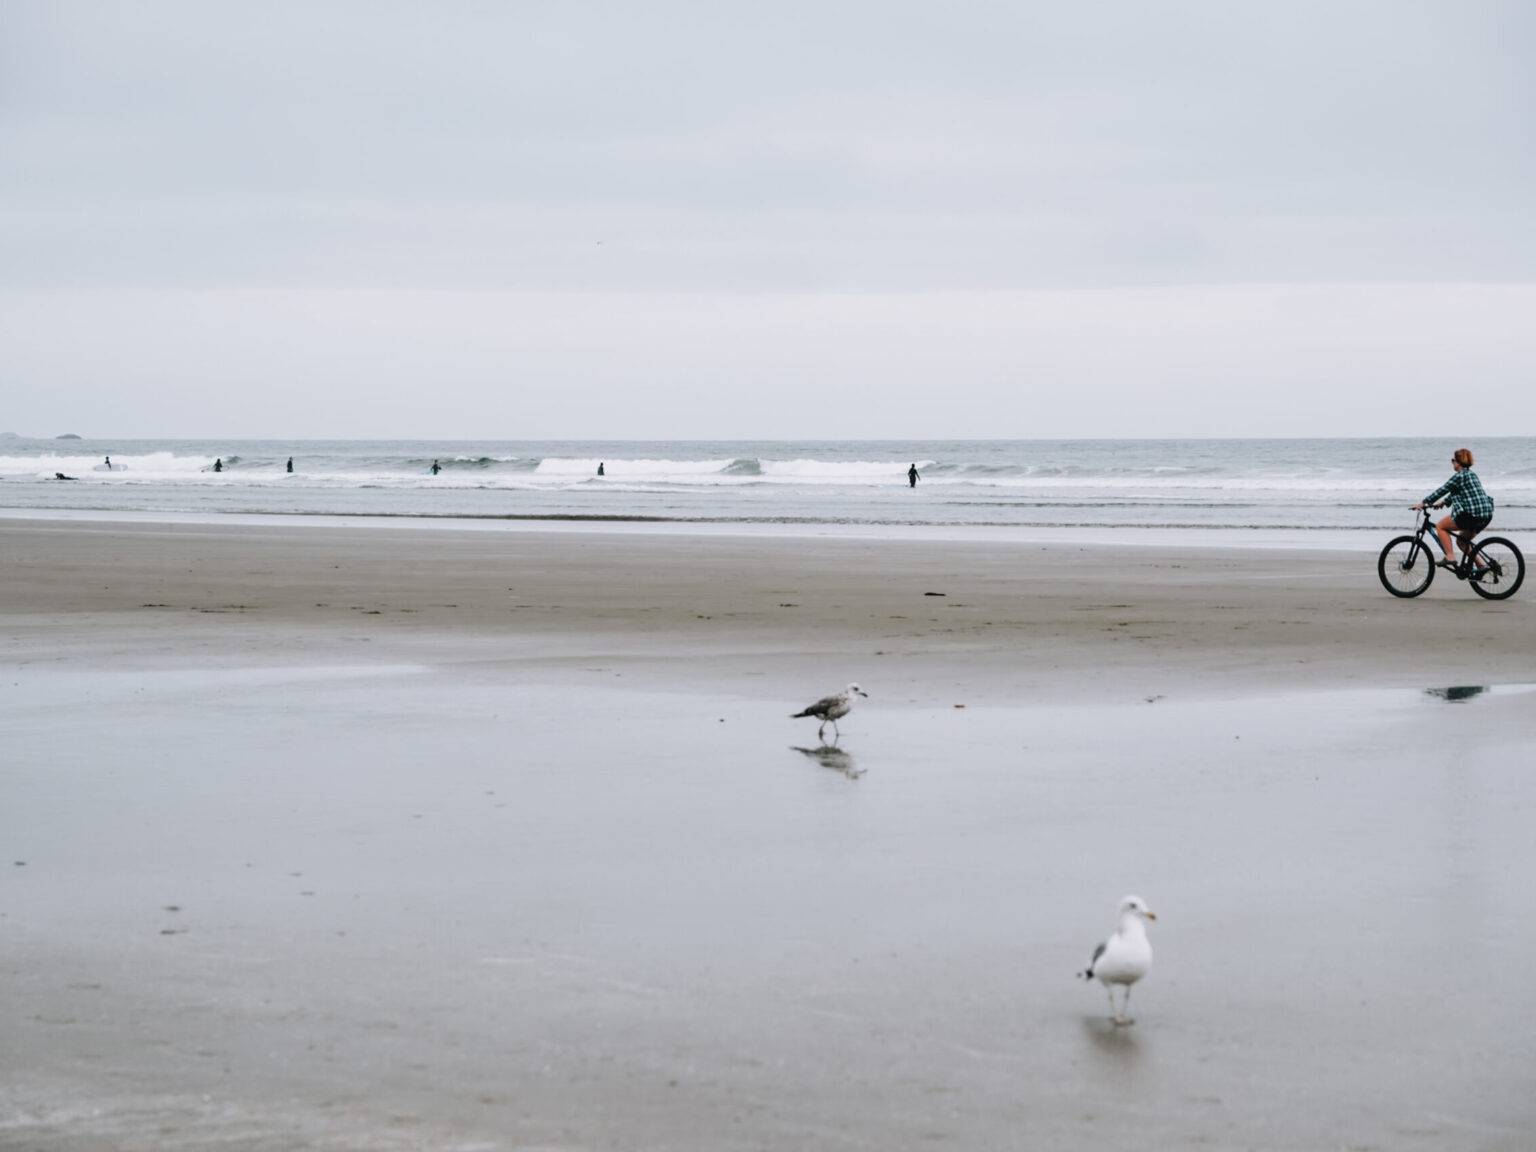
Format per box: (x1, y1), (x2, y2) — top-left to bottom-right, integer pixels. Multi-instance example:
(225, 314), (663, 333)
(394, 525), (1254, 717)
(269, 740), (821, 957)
(4, 439), (1535, 533)
(7, 451), (1536, 493)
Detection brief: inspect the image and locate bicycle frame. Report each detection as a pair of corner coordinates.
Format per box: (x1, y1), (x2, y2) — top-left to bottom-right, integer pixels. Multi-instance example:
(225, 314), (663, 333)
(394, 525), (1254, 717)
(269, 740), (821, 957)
(1413, 507), (1476, 568)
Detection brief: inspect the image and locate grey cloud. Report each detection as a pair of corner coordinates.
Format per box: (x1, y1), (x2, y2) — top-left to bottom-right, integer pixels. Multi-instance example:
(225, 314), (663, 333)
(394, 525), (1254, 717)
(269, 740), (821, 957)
(3, 1), (1532, 290)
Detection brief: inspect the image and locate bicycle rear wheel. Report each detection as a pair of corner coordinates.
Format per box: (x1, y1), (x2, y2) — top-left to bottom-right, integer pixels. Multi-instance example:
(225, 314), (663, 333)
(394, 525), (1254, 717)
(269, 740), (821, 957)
(1468, 537), (1524, 600)
(1378, 535), (1436, 597)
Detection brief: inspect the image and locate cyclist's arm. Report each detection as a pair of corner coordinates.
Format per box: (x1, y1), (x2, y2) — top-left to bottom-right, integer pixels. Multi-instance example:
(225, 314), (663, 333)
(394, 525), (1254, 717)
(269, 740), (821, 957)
(1422, 476), (1456, 507)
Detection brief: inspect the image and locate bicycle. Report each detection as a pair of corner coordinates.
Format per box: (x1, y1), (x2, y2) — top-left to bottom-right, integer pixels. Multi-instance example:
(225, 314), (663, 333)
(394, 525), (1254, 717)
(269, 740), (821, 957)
(1377, 506), (1524, 600)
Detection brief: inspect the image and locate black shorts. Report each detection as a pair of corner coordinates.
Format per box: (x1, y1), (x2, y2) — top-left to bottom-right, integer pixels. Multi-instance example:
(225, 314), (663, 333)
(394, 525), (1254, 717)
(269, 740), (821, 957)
(1453, 511), (1491, 535)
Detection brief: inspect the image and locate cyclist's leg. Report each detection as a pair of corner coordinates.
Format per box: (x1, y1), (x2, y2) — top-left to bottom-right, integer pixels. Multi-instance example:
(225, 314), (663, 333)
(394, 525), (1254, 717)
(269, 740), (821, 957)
(1435, 515), (1459, 564)
(1463, 531), (1495, 572)
(1458, 533), (1477, 569)
(1454, 514), (1489, 569)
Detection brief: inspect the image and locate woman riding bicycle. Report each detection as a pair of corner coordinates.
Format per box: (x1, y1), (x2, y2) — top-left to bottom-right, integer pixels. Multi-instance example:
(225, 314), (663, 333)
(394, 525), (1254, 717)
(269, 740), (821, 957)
(1412, 448), (1494, 571)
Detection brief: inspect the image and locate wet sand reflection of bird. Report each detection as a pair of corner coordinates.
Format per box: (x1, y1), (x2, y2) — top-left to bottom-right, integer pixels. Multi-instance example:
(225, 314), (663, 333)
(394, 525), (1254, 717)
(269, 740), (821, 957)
(790, 683), (868, 742)
(791, 745), (865, 779)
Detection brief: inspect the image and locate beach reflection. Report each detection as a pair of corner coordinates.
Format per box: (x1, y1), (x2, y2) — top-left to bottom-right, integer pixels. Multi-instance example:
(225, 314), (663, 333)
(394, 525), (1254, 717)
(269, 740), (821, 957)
(1080, 1015), (1146, 1065)
(1424, 685), (1488, 703)
(791, 745), (865, 779)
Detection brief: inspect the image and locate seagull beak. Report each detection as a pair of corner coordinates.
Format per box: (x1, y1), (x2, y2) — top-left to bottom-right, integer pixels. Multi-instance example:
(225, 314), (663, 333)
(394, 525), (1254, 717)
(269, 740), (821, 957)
(858, 689), (869, 697)
(1144, 911), (1157, 921)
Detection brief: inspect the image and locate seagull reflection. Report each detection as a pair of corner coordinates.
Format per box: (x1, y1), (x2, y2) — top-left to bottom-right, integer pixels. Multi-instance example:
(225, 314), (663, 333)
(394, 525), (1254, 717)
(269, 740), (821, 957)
(1080, 1015), (1144, 1063)
(791, 745), (866, 780)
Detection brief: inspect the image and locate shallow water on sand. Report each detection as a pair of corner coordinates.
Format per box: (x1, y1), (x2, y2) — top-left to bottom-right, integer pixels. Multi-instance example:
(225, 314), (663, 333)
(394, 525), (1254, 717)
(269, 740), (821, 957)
(4, 666), (1535, 1150)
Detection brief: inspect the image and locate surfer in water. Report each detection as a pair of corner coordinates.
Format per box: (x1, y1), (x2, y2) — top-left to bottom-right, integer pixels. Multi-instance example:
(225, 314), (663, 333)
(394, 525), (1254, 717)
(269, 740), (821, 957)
(104, 456), (112, 470)
(213, 458), (223, 473)
(431, 459), (441, 476)
(286, 457), (293, 473)
(598, 462), (605, 477)
(908, 463), (919, 488)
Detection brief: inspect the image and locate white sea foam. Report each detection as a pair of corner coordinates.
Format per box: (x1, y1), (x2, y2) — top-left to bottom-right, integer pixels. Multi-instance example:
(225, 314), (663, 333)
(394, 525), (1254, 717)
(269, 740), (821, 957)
(0, 452), (219, 478)
(757, 458), (937, 480)
(534, 457), (736, 477)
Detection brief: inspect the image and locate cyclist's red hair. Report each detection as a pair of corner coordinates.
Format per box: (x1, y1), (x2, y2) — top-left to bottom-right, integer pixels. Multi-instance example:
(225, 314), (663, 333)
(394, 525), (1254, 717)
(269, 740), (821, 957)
(1453, 448), (1475, 468)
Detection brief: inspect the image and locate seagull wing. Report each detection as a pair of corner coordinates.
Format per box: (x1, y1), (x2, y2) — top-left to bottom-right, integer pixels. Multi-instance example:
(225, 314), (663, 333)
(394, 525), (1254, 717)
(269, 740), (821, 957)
(795, 693), (845, 718)
(1079, 940), (1107, 979)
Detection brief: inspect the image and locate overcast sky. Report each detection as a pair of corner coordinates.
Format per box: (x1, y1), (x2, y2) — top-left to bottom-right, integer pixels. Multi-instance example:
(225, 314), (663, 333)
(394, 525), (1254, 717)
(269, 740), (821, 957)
(3, 0), (1533, 438)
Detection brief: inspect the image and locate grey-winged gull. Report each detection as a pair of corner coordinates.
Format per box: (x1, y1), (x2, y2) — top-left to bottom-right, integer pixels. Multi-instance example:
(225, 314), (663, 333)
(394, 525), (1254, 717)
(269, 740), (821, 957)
(790, 683), (868, 742)
(1078, 895), (1157, 1025)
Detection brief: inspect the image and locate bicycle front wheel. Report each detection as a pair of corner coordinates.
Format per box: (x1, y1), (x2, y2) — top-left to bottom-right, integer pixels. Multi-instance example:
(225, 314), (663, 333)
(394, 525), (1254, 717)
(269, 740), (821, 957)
(1468, 537), (1525, 600)
(1379, 535), (1436, 597)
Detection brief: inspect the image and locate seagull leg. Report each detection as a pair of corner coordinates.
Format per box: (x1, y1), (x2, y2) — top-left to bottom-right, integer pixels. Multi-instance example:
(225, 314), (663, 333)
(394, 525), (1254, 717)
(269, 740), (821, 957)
(816, 720), (826, 742)
(1120, 985), (1134, 1026)
(1106, 985), (1118, 1021)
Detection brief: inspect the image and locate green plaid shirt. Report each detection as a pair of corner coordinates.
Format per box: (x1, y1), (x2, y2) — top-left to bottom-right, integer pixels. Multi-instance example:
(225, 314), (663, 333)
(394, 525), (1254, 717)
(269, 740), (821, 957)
(1424, 469), (1494, 520)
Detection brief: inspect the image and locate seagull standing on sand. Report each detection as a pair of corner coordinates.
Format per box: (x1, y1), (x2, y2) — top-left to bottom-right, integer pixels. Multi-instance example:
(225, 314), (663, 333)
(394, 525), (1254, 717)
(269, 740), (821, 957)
(790, 683), (868, 742)
(1079, 895), (1157, 1025)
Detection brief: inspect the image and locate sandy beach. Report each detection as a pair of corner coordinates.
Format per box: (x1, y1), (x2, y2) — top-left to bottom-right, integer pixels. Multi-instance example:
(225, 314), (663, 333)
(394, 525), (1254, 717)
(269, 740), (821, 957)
(4, 516), (1535, 1151)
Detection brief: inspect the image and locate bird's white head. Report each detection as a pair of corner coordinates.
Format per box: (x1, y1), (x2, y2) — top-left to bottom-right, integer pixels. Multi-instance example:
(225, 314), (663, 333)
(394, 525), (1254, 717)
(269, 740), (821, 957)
(1118, 894), (1157, 922)
(846, 683), (869, 698)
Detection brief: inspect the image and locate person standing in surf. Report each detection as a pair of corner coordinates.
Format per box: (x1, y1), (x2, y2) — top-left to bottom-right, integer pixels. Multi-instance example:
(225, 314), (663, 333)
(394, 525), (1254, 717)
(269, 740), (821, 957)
(908, 463), (919, 488)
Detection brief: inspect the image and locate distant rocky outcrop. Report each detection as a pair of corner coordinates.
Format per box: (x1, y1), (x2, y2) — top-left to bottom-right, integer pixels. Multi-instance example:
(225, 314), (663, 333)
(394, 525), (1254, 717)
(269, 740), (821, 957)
(55, 433), (83, 439)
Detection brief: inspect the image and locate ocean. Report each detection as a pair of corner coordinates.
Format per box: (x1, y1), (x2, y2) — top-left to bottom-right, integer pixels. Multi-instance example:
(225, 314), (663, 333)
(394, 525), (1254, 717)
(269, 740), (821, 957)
(1, 436), (1532, 534)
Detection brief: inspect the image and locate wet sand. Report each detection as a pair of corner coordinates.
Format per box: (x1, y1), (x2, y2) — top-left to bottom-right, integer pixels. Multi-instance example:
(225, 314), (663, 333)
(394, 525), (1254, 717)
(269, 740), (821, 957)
(3, 518), (1535, 1150)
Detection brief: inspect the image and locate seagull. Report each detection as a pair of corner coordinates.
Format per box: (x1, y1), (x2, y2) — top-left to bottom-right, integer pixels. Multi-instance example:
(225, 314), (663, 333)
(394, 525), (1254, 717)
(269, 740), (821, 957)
(790, 683), (868, 742)
(1078, 895), (1157, 1025)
